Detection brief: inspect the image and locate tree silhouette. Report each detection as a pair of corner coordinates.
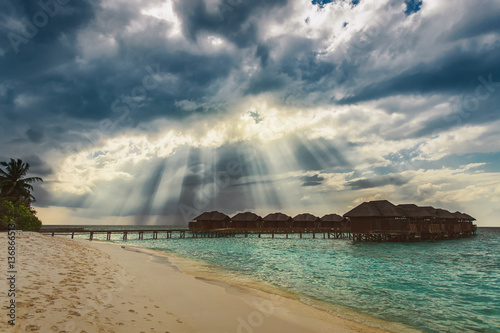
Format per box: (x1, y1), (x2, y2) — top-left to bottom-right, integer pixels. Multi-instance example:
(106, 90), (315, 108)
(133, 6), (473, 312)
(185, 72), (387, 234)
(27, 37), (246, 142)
(0, 158), (43, 206)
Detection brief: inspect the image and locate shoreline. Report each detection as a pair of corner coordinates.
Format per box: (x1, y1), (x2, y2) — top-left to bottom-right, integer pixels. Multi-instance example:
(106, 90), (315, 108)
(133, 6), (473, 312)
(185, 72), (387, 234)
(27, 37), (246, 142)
(1, 233), (420, 332)
(105, 241), (422, 333)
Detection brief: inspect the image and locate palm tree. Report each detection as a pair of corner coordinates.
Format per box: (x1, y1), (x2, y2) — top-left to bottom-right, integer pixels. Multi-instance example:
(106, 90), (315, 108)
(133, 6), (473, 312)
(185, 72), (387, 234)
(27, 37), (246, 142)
(0, 158), (43, 205)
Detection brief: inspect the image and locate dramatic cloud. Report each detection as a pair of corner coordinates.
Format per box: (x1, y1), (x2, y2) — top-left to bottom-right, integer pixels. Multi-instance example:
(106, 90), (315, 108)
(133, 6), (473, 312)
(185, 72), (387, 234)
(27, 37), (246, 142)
(1, 0), (499, 226)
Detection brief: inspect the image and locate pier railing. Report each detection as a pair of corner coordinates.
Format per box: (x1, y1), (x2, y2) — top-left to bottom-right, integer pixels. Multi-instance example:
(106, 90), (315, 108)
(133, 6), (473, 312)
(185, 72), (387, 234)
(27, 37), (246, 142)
(39, 224), (476, 242)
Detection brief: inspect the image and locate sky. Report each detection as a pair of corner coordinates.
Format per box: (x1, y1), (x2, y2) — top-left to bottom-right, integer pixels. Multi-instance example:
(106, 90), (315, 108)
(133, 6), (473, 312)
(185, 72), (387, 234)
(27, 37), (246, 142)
(0, 0), (499, 226)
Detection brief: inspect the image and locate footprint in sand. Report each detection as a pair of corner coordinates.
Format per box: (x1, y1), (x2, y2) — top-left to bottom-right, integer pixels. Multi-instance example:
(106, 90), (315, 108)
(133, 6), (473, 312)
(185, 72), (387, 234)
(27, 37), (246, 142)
(25, 325), (41, 331)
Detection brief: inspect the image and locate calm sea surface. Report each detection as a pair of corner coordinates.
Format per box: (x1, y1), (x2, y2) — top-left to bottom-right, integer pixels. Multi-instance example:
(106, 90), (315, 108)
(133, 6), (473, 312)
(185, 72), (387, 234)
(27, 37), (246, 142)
(62, 226), (500, 332)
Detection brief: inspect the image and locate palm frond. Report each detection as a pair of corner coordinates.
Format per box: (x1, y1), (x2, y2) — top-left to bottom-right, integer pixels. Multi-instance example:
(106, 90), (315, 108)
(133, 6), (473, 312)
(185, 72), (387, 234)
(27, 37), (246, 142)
(24, 177), (43, 183)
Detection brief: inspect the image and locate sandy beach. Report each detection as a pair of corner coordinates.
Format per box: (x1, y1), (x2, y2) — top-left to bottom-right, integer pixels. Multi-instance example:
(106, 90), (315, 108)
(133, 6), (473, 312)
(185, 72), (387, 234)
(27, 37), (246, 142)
(0, 232), (407, 333)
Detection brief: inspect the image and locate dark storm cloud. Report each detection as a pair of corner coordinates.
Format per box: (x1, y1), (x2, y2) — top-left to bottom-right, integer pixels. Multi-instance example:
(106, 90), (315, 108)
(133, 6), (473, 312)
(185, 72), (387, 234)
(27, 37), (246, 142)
(173, 0), (288, 47)
(0, 0), (239, 138)
(346, 175), (408, 190)
(0, 1), (95, 54)
(301, 174), (325, 186)
(245, 36), (338, 98)
(1, 0), (496, 146)
(245, 70), (288, 95)
(22, 154), (53, 176)
(30, 183), (52, 207)
(337, 47), (500, 105)
(25, 128), (44, 143)
(446, 1), (500, 41)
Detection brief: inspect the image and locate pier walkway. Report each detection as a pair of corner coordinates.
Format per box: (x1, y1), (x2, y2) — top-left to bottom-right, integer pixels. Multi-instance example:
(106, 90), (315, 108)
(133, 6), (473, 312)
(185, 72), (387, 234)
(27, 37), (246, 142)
(40, 227), (351, 241)
(40, 226), (476, 242)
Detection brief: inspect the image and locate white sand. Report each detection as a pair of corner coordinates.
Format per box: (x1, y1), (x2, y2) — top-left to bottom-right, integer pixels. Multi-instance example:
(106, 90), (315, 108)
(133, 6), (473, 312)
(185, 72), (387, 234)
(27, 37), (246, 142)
(0, 232), (420, 332)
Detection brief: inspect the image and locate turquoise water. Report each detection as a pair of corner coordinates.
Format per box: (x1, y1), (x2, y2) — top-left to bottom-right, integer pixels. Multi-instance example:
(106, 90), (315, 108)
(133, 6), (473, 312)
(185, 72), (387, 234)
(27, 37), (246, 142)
(101, 228), (499, 332)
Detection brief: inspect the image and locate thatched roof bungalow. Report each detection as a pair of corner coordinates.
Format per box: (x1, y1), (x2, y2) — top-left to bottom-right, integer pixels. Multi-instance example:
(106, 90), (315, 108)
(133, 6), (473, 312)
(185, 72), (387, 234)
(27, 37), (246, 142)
(320, 214), (345, 229)
(397, 204), (435, 232)
(421, 206), (457, 232)
(344, 200), (406, 233)
(398, 204), (434, 218)
(453, 211), (476, 232)
(262, 213), (292, 229)
(292, 213), (320, 229)
(231, 212), (263, 229)
(462, 213), (476, 222)
(189, 211), (230, 230)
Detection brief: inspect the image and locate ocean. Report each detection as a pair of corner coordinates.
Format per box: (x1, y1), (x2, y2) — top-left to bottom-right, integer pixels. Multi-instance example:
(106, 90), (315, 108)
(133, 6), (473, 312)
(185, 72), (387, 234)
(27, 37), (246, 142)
(62, 227), (500, 332)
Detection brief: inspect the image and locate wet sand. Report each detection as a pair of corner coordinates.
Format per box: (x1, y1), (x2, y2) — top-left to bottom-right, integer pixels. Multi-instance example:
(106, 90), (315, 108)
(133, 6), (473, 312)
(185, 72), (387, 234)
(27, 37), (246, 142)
(0, 232), (407, 332)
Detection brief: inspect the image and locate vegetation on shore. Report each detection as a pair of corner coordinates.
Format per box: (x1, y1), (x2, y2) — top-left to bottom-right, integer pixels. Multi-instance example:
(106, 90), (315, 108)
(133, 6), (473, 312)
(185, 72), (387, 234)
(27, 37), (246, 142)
(0, 158), (43, 231)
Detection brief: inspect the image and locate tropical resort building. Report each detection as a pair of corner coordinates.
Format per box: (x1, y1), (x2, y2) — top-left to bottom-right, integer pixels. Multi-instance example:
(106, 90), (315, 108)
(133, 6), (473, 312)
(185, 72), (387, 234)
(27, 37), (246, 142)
(292, 213), (321, 229)
(187, 200), (477, 242)
(262, 213), (293, 229)
(231, 212), (263, 229)
(320, 214), (347, 229)
(188, 211), (231, 230)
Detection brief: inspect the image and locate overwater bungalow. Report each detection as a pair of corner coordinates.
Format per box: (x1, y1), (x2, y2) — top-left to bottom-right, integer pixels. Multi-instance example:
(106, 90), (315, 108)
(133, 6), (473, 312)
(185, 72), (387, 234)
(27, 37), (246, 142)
(189, 211), (231, 230)
(293, 213), (321, 229)
(420, 206), (456, 234)
(453, 211), (476, 235)
(262, 213), (293, 229)
(436, 208), (457, 233)
(343, 200), (406, 234)
(320, 214), (345, 229)
(397, 204), (434, 233)
(185, 200), (476, 241)
(231, 212), (263, 229)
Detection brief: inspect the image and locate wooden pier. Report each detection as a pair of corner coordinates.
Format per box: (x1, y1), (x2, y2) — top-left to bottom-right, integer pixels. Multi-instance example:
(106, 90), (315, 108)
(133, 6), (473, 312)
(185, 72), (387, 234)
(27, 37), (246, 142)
(40, 228), (189, 241)
(40, 227), (353, 241)
(40, 223), (476, 242)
